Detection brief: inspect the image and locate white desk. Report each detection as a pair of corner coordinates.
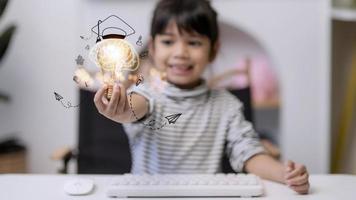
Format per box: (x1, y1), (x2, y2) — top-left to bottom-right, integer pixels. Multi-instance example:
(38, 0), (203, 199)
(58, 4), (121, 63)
(0, 174), (355, 199)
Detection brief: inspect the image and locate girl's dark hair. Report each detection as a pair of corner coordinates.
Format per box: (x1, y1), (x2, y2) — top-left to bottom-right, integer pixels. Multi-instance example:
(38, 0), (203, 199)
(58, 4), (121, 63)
(150, 0), (219, 45)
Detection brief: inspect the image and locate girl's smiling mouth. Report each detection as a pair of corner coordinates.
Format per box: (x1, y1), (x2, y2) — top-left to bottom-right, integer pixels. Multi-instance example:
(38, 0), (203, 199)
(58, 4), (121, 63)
(169, 64), (194, 75)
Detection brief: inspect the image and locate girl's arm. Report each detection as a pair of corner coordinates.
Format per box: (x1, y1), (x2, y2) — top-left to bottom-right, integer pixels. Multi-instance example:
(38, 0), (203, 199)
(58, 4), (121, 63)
(244, 154), (309, 194)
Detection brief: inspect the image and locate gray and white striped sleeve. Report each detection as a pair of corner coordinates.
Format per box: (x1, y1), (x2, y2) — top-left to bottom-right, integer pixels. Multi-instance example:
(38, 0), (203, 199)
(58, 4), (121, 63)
(225, 103), (266, 172)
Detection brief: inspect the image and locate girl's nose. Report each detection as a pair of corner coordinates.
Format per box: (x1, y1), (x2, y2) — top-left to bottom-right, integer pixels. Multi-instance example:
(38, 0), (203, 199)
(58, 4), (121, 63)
(173, 41), (189, 59)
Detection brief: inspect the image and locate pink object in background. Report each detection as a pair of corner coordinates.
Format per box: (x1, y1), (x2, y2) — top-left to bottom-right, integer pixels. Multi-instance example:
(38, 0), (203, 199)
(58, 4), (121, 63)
(231, 57), (279, 107)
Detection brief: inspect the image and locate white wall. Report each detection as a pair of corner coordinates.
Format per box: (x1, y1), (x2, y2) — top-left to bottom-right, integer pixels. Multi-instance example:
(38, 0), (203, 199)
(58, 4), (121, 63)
(0, 0), (331, 173)
(0, 0), (81, 173)
(212, 0), (331, 173)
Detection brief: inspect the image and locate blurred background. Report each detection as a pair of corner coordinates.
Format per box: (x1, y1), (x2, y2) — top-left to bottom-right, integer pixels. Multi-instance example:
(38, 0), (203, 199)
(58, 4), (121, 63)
(0, 0), (354, 175)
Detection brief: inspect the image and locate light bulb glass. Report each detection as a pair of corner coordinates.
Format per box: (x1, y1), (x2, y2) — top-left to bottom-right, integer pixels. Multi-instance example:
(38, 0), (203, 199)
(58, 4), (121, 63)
(89, 38), (139, 99)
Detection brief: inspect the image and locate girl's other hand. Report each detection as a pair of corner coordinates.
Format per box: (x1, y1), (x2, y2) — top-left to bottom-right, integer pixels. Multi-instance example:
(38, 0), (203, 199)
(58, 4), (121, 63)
(284, 160), (310, 194)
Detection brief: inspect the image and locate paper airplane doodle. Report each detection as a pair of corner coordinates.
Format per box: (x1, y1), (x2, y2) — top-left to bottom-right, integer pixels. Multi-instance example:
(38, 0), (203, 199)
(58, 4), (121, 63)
(136, 74), (144, 86)
(54, 91), (81, 109)
(165, 113), (182, 124)
(54, 92), (63, 101)
(75, 55), (84, 65)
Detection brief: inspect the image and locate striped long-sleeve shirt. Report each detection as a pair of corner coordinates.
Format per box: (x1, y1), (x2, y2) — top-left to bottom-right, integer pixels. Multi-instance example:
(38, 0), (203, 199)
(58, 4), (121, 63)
(123, 80), (265, 174)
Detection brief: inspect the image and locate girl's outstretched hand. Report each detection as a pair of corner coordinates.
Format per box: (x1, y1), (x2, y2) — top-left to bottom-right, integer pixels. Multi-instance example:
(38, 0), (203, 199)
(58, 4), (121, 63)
(284, 160), (310, 194)
(94, 84), (131, 123)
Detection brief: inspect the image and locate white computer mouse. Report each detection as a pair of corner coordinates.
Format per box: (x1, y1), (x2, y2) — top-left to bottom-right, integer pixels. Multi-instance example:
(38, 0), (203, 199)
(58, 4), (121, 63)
(63, 178), (95, 196)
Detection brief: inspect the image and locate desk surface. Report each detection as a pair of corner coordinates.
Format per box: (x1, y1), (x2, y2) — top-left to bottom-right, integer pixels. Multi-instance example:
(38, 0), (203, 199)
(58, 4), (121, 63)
(1, 174), (355, 200)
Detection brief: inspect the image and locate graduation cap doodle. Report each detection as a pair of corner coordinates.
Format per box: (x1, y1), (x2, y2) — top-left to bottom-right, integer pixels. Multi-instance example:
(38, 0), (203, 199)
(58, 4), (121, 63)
(54, 92), (63, 101)
(165, 113), (182, 124)
(91, 15), (136, 39)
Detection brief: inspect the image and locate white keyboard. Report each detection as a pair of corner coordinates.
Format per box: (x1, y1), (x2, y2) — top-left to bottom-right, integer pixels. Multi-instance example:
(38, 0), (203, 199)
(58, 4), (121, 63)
(107, 173), (264, 198)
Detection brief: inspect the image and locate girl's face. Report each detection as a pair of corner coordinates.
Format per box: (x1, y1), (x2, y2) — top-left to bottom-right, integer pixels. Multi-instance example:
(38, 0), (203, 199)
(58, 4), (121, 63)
(150, 21), (214, 89)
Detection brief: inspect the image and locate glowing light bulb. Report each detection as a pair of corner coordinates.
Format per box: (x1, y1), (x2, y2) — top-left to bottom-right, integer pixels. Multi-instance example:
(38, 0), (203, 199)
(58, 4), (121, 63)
(89, 38), (139, 99)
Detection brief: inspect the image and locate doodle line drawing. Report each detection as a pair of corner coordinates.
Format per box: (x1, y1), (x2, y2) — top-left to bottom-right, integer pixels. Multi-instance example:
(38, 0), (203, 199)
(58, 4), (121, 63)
(81, 15), (136, 43)
(54, 73), (90, 109)
(80, 31), (94, 41)
(128, 92), (167, 130)
(91, 15), (136, 39)
(75, 55), (85, 65)
(165, 113), (182, 124)
(80, 35), (90, 41)
(54, 92), (81, 109)
(139, 50), (149, 59)
(128, 74), (182, 130)
(72, 75), (88, 87)
(136, 74), (144, 86)
(136, 35), (143, 46)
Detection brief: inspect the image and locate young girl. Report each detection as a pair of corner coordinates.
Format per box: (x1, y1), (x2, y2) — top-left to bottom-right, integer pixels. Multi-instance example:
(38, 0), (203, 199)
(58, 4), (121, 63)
(94, 0), (309, 194)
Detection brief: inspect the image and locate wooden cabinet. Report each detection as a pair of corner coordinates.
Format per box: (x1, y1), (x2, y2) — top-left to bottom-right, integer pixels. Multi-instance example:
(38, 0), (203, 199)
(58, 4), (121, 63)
(0, 151), (26, 173)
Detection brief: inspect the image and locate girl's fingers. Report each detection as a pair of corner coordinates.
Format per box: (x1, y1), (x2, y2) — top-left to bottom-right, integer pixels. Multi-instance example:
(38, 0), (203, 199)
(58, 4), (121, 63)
(94, 85), (108, 113)
(286, 164), (307, 180)
(290, 182), (309, 194)
(107, 84), (120, 116)
(118, 84), (127, 114)
(285, 160), (295, 173)
(286, 172), (309, 186)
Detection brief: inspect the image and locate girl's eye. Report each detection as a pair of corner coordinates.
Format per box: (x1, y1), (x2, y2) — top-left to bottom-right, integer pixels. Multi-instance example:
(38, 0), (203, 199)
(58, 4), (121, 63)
(188, 40), (202, 46)
(161, 40), (174, 46)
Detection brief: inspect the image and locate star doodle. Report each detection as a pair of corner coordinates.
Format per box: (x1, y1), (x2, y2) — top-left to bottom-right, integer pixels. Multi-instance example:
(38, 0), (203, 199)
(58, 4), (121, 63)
(75, 55), (84, 65)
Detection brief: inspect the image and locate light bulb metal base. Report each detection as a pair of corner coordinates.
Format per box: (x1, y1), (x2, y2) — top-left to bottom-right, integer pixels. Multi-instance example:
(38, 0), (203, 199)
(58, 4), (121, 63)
(106, 85), (114, 100)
